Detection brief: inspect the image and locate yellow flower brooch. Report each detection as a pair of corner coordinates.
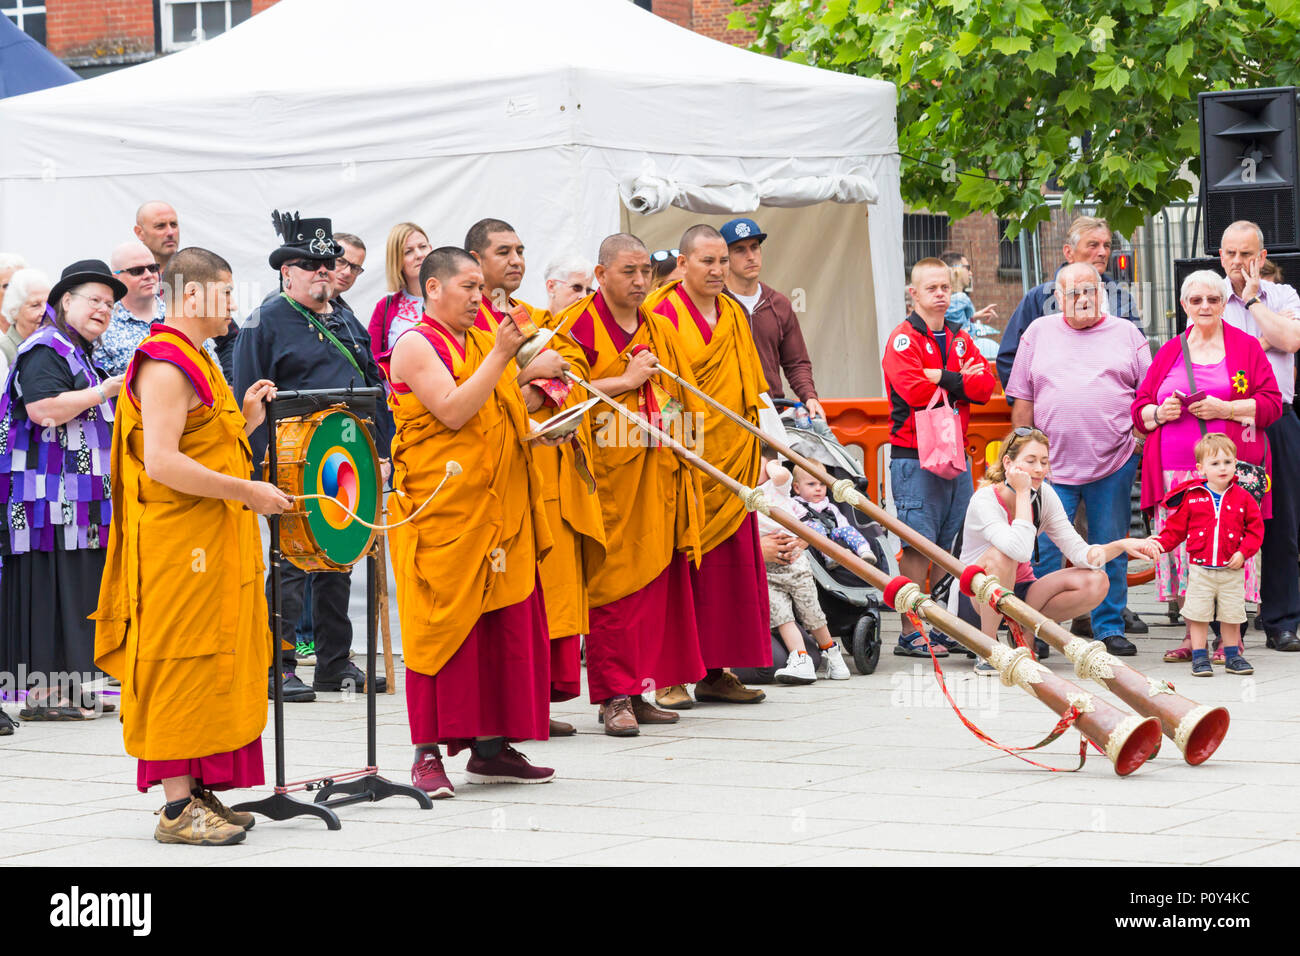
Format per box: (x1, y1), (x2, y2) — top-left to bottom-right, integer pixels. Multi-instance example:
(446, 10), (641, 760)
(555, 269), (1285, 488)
(1232, 370), (1249, 394)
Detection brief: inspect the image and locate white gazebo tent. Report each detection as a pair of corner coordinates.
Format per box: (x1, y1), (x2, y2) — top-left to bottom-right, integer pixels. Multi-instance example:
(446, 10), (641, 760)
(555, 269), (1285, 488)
(0, 0), (902, 396)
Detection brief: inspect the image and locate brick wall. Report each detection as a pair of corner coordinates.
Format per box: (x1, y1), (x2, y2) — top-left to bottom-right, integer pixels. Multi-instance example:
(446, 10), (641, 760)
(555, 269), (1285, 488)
(46, 0), (154, 60)
(946, 212), (1026, 335)
(46, 0), (284, 61)
(654, 0), (761, 45)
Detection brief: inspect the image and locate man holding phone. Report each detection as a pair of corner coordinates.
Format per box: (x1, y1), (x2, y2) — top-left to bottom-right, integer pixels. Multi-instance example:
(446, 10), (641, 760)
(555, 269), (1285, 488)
(1006, 262), (1153, 655)
(1219, 220), (1300, 652)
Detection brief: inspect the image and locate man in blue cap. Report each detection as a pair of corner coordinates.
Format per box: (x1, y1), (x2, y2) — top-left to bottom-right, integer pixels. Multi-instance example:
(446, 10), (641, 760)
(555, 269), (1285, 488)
(721, 217), (826, 422)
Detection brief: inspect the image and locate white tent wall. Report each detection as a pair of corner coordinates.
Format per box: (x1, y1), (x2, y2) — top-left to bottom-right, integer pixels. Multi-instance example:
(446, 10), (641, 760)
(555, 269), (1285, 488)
(626, 202), (882, 397)
(0, 0), (902, 395)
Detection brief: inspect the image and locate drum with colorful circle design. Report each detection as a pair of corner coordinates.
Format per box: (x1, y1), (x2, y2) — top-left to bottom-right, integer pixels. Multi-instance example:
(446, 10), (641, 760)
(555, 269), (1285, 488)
(271, 407), (380, 572)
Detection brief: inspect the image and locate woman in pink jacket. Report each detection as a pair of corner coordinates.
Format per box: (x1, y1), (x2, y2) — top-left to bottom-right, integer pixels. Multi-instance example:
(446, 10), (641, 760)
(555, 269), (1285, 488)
(1131, 269), (1282, 662)
(367, 222), (431, 365)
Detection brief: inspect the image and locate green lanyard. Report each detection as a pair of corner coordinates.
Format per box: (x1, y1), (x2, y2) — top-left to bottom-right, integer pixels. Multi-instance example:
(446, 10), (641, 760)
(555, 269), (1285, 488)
(279, 292), (363, 378)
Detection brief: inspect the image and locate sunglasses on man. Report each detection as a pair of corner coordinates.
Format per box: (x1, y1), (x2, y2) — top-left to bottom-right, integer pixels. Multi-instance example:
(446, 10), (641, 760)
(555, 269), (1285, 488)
(287, 258), (336, 273)
(114, 263), (162, 277)
(651, 248), (680, 262)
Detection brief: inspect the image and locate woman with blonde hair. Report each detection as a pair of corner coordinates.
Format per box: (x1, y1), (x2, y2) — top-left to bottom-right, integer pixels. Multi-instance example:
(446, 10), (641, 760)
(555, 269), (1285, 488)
(367, 222), (432, 363)
(953, 427), (1159, 672)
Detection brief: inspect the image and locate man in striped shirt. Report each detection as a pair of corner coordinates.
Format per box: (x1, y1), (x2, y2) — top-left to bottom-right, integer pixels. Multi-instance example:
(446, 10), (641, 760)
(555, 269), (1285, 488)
(1006, 262), (1153, 656)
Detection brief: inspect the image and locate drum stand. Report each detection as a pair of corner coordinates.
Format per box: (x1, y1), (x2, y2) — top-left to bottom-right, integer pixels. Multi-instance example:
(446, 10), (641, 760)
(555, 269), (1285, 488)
(234, 387), (432, 829)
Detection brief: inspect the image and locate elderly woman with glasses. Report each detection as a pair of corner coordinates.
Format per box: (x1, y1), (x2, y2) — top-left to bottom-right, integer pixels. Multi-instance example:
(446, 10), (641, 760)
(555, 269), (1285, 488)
(1, 267), (51, 385)
(1133, 269), (1283, 662)
(954, 427), (1159, 674)
(0, 260), (126, 721)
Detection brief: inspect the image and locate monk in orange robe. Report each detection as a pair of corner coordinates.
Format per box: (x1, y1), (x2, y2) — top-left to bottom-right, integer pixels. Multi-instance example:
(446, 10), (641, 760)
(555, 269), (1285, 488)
(564, 233), (708, 736)
(645, 225), (773, 707)
(385, 245), (566, 798)
(93, 247), (293, 846)
(465, 218), (606, 737)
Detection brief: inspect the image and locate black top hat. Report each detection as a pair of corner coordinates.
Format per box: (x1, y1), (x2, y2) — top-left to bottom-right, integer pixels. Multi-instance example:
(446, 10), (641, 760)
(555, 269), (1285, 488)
(48, 259), (127, 308)
(268, 210), (344, 270)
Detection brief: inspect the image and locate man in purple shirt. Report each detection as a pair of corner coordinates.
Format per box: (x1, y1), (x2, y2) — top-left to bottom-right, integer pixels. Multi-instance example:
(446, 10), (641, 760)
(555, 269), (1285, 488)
(1219, 220), (1300, 652)
(1007, 262), (1153, 655)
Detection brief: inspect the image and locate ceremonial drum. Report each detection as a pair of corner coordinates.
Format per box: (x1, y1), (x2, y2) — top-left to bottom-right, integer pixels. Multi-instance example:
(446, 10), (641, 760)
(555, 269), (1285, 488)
(271, 407), (381, 572)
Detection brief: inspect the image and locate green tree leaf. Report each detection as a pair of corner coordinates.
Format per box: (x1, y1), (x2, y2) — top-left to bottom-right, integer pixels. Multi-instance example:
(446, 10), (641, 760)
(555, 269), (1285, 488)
(991, 35), (1035, 55)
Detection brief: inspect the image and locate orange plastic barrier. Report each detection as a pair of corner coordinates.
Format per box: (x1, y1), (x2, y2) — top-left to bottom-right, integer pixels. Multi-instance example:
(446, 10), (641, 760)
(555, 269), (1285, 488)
(821, 396), (1013, 506)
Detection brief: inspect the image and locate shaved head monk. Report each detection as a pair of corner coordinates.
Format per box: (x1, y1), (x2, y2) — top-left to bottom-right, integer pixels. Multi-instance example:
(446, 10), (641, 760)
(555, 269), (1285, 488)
(562, 233), (709, 736)
(464, 216), (606, 737)
(646, 224), (772, 706)
(93, 247), (293, 845)
(386, 246), (566, 796)
(134, 201), (181, 272)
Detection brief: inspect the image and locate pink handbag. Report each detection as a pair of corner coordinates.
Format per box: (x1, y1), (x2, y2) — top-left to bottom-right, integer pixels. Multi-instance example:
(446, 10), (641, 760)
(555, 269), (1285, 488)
(915, 388), (967, 478)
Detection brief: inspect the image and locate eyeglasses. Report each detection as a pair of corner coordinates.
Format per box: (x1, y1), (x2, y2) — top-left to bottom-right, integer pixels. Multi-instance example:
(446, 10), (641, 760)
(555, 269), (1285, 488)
(1060, 286), (1098, 298)
(651, 249), (680, 262)
(1185, 295), (1223, 306)
(337, 259), (365, 276)
(287, 259), (335, 273)
(568, 283), (595, 295)
(68, 291), (113, 311)
(113, 263), (162, 277)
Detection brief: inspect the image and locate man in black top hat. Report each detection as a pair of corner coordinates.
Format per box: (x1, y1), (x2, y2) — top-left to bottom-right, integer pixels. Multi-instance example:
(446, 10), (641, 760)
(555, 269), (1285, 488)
(234, 211), (394, 702)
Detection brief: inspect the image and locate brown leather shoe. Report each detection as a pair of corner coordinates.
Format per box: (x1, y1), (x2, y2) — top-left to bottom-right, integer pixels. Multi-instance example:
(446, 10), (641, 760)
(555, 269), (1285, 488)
(631, 696), (680, 724)
(549, 717), (576, 737)
(598, 695), (639, 736)
(655, 684), (694, 709)
(694, 671), (766, 704)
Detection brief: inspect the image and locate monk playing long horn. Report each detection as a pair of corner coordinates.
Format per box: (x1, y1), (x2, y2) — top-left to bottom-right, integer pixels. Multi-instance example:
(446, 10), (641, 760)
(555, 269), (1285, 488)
(93, 247), (294, 846)
(644, 224), (771, 707)
(561, 233), (708, 736)
(464, 216), (607, 737)
(385, 246), (566, 797)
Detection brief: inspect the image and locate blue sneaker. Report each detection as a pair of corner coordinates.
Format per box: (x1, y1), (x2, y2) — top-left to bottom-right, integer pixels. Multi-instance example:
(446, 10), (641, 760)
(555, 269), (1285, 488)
(1224, 655), (1254, 675)
(1191, 658), (1213, 677)
(894, 632), (947, 658)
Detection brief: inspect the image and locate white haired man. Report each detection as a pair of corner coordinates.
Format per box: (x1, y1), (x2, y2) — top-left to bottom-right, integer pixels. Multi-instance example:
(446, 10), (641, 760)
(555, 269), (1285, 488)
(1007, 261), (1153, 657)
(1218, 220), (1300, 653)
(544, 254), (595, 316)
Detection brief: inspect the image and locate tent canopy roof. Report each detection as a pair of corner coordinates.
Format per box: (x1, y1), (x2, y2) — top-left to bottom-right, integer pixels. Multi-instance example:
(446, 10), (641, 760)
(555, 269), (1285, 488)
(0, 15), (78, 100)
(0, 0), (895, 178)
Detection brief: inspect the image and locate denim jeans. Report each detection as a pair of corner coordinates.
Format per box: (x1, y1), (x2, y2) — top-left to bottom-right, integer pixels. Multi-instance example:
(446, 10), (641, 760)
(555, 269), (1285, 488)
(1034, 454), (1139, 641)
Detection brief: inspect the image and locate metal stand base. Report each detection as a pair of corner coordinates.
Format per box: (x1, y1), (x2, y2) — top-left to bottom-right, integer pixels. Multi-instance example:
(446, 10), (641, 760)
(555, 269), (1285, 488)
(233, 791), (342, 830)
(312, 774), (433, 810)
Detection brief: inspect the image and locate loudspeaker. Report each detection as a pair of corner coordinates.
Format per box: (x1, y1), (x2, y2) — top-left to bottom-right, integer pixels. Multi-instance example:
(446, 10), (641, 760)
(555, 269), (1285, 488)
(1199, 87), (1300, 253)
(1173, 253), (1300, 332)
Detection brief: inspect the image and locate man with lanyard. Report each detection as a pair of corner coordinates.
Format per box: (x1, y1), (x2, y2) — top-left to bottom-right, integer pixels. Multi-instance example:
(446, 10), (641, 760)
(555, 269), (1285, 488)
(234, 211), (394, 702)
(1219, 220), (1300, 652)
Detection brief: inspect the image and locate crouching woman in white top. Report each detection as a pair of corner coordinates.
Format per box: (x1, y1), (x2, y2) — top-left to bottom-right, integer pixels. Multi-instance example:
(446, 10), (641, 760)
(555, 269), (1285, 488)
(956, 428), (1159, 670)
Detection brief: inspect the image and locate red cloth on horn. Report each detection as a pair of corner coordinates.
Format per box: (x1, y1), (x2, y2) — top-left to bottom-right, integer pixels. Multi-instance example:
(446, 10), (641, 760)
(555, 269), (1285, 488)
(689, 513), (773, 669)
(550, 634), (581, 702)
(136, 737), (264, 793)
(405, 582), (551, 755)
(585, 551), (705, 703)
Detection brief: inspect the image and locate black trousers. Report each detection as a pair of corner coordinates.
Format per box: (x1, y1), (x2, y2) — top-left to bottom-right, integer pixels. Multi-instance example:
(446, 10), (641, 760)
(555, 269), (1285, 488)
(268, 560), (353, 679)
(1260, 408), (1300, 635)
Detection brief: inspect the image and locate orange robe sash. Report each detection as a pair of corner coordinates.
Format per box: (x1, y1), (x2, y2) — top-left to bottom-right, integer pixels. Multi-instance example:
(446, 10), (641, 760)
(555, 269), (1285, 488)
(386, 318), (552, 676)
(646, 281), (768, 554)
(564, 291), (706, 607)
(92, 327), (270, 761)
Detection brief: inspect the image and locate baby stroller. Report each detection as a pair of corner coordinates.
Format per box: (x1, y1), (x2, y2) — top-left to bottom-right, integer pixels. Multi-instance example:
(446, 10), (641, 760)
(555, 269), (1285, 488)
(772, 403), (889, 675)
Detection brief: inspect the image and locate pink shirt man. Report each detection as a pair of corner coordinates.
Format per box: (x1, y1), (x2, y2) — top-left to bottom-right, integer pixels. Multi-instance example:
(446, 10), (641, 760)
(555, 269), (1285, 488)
(1006, 312), (1152, 486)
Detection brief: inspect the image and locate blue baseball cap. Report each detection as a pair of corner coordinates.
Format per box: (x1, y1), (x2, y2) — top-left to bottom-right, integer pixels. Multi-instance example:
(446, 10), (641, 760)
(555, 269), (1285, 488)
(720, 218), (767, 246)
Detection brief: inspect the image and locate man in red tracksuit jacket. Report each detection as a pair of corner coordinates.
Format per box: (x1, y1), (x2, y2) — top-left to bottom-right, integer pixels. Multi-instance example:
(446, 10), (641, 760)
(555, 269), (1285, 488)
(883, 257), (997, 656)
(1151, 435), (1264, 675)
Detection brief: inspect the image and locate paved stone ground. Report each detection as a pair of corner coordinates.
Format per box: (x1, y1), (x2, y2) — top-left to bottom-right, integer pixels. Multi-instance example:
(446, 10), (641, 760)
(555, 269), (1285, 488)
(1, 583), (1297, 867)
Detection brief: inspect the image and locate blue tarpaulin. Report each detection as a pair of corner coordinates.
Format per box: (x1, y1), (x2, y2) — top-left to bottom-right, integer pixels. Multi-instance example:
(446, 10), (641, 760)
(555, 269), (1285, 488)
(0, 15), (78, 99)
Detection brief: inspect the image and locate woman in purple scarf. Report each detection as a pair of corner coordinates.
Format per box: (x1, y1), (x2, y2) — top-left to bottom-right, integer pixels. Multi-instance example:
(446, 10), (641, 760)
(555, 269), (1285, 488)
(1, 260), (126, 725)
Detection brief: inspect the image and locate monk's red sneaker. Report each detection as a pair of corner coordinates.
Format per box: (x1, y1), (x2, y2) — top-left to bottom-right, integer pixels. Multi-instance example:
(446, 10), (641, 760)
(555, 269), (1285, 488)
(411, 751), (454, 798)
(465, 744), (554, 785)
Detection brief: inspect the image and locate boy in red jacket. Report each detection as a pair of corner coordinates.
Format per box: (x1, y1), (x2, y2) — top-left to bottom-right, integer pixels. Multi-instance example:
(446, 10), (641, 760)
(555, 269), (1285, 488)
(883, 257), (996, 656)
(1150, 434), (1264, 676)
